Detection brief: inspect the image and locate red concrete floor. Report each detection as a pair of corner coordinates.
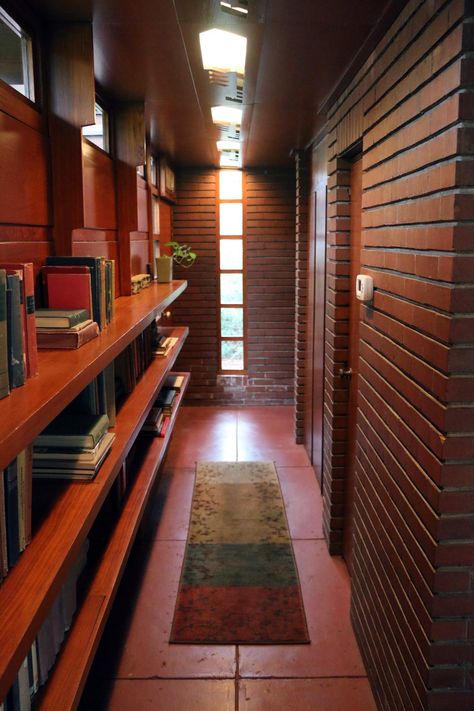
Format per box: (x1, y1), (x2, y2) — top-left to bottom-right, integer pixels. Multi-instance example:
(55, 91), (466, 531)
(80, 406), (377, 711)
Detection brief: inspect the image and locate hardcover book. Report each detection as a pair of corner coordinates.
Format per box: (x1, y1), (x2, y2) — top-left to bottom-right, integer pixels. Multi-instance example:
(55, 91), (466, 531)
(35, 309), (89, 329)
(6, 273), (26, 389)
(4, 458), (20, 567)
(36, 320), (99, 349)
(0, 473), (8, 579)
(41, 265), (93, 320)
(33, 431), (115, 466)
(0, 270), (9, 399)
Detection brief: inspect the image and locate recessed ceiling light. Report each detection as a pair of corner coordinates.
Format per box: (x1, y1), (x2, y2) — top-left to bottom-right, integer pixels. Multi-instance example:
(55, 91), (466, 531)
(199, 29), (247, 75)
(217, 140), (241, 151)
(211, 106), (243, 126)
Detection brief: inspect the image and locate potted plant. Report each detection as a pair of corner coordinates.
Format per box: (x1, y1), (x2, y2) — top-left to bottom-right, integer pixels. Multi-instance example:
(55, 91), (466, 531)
(155, 241), (197, 282)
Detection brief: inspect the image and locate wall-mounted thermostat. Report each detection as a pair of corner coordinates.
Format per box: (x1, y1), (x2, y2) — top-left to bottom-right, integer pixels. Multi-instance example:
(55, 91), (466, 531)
(356, 274), (373, 302)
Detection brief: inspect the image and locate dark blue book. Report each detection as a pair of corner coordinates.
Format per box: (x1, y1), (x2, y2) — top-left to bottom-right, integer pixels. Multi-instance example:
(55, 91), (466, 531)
(4, 459), (20, 567)
(45, 256), (103, 329)
(6, 274), (25, 389)
(0, 270), (9, 399)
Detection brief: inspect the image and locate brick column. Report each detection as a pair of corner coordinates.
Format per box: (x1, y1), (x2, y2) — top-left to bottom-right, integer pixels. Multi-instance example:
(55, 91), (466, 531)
(294, 150), (310, 443)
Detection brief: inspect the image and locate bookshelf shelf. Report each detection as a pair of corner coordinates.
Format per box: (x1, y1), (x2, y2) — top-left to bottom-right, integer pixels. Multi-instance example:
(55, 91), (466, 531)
(0, 315), (188, 701)
(0, 280), (186, 472)
(37, 373), (190, 710)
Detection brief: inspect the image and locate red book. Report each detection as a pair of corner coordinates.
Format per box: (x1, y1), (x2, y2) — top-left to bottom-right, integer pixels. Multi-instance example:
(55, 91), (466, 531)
(41, 266), (93, 320)
(0, 262), (38, 377)
(37, 321), (99, 349)
(159, 416), (171, 438)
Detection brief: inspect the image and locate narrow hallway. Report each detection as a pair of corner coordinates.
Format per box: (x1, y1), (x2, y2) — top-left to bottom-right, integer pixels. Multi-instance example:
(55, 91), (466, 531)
(82, 406), (377, 710)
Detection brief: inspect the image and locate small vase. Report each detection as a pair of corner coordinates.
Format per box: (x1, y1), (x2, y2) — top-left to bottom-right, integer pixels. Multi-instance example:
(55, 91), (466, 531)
(156, 255), (173, 283)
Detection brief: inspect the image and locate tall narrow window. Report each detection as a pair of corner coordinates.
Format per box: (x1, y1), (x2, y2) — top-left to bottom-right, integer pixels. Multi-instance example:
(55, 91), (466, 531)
(218, 170), (246, 372)
(0, 7), (34, 100)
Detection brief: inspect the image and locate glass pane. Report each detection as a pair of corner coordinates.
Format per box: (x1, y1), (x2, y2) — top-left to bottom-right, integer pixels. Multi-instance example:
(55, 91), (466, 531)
(221, 307), (243, 336)
(82, 103), (110, 152)
(220, 239), (243, 270)
(221, 340), (244, 371)
(220, 203), (243, 236)
(0, 9), (34, 99)
(220, 274), (243, 304)
(219, 170), (242, 199)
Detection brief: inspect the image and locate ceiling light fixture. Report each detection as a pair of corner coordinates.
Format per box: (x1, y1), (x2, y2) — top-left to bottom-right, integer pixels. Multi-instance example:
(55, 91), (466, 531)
(220, 1), (249, 16)
(199, 28), (247, 75)
(217, 140), (241, 151)
(211, 105), (242, 126)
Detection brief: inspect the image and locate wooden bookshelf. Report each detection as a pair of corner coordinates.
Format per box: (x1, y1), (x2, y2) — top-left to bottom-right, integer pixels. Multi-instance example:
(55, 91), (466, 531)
(0, 295), (188, 701)
(37, 373), (190, 710)
(0, 279), (186, 472)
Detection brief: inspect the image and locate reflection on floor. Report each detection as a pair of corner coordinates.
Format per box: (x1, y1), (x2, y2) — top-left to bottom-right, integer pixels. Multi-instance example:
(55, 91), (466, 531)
(81, 406), (377, 711)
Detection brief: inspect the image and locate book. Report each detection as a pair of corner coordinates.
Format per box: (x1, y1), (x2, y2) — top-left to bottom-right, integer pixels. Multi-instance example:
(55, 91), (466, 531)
(35, 308), (89, 329)
(45, 256), (104, 329)
(0, 263), (38, 378)
(35, 413), (109, 449)
(36, 320), (99, 349)
(6, 273), (26, 388)
(0, 270), (9, 399)
(17, 655), (30, 711)
(164, 373), (185, 391)
(4, 458), (20, 567)
(0, 473), (8, 579)
(32, 440), (112, 480)
(27, 641), (39, 697)
(159, 415), (171, 437)
(17, 447), (32, 550)
(33, 431), (115, 466)
(41, 265), (93, 319)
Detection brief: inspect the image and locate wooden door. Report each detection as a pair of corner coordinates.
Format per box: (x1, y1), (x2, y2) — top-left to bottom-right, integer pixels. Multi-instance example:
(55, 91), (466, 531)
(343, 157), (362, 574)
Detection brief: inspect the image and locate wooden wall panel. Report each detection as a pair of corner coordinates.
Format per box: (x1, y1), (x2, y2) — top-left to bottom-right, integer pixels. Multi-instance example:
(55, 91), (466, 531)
(312, 1), (474, 710)
(137, 176), (148, 233)
(82, 141), (117, 230)
(0, 111), (49, 226)
(130, 235), (149, 276)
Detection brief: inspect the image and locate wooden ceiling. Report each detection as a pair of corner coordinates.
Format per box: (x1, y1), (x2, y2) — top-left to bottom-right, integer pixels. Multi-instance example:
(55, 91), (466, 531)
(27, 0), (409, 168)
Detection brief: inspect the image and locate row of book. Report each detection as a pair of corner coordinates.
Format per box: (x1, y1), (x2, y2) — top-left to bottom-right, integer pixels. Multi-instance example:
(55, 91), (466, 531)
(0, 256), (117, 400)
(115, 324), (155, 407)
(0, 448), (32, 582)
(33, 413), (115, 481)
(42, 256), (115, 332)
(142, 373), (184, 436)
(153, 334), (178, 358)
(0, 264), (38, 399)
(1, 541), (89, 711)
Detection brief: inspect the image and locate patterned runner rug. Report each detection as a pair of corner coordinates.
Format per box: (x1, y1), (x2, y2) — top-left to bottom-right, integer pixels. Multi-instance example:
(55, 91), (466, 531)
(170, 461), (309, 644)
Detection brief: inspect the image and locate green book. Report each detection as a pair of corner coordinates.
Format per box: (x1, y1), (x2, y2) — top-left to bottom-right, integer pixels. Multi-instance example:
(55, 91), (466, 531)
(35, 308), (89, 329)
(0, 270), (9, 399)
(36, 413), (109, 449)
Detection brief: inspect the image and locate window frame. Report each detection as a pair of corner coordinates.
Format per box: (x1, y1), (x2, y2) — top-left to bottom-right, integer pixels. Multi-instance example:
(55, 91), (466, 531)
(81, 98), (111, 155)
(0, 3), (39, 109)
(217, 169), (247, 374)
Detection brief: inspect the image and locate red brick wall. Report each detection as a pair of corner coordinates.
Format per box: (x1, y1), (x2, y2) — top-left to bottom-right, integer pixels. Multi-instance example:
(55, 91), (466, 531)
(172, 168), (296, 405)
(311, 1), (474, 709)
